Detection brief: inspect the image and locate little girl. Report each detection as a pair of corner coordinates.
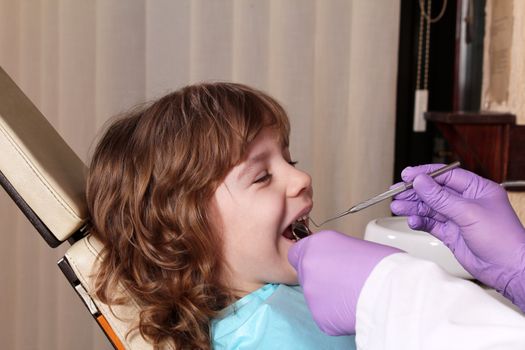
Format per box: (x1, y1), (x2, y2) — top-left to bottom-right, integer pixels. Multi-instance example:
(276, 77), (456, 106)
(86, 82), (356, 349)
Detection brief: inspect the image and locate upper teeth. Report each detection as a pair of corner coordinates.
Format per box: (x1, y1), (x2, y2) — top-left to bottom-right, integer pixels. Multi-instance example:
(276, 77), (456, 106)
(296, 215), (308, 222)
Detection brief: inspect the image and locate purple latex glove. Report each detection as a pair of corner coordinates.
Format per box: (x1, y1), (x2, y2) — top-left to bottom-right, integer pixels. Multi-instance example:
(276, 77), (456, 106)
(288, 230), (402, 335)
(390, 164), (525, 311)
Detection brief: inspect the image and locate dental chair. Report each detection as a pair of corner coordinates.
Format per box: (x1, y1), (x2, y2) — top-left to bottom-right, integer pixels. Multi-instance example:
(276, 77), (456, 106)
(0, 66), (154, 350)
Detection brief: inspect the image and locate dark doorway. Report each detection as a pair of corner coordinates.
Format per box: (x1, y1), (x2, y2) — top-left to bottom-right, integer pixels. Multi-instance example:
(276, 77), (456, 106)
(393, 0), (458, 181)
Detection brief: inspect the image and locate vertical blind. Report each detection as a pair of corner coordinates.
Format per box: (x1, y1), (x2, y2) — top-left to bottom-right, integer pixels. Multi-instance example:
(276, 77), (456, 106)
(0, 1), (400, 348)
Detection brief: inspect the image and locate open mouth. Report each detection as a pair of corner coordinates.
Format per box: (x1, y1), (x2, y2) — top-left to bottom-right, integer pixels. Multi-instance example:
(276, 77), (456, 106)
(282, 215), (311, 242)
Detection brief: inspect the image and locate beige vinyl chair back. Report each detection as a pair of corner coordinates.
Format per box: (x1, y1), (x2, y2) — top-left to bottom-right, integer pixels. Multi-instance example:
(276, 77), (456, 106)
(0, 66), (154, 350)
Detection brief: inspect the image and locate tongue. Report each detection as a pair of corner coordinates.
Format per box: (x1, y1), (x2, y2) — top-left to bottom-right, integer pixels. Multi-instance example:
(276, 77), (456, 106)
(282, 226), (295, 240)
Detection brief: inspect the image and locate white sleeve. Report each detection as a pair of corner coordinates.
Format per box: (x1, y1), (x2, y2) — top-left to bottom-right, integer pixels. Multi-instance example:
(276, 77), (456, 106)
(355, 253), (525, 350)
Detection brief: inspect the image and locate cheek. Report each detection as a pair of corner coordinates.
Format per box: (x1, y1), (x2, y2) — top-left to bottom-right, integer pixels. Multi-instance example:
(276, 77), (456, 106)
(252, 192), (286, 223)
(220, 214), (279, 268)
(212, 188), (239, 230)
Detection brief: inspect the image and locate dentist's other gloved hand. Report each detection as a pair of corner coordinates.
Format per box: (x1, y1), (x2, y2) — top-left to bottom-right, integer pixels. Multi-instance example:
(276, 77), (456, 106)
(288, 231), (402, 335)
(391, 164), (525, 311)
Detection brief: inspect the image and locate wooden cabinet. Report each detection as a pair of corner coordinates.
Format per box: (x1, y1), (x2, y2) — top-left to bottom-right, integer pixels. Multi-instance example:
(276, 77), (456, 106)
(425, 111), (525, 184)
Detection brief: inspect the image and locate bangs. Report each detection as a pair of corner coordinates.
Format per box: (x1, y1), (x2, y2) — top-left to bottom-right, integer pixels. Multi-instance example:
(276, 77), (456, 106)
(219, 83), (291, 166)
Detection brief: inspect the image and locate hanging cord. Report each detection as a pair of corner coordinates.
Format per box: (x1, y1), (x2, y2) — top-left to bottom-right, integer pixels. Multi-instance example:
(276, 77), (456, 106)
(418, 0), (448, 23)
(416, 0), (447, 90)
(416, 0), (425, 90)
(424, 0), (431, 89)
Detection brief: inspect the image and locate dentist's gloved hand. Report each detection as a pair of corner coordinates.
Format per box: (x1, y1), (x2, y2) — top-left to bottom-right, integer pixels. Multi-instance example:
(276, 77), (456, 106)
(288, 231), (402, 335)
(390, 164), (525, 311)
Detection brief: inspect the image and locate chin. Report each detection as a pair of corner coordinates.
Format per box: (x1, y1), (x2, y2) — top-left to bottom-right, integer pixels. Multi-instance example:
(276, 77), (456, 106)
(276, 238), (299, 284)
(286, 276), (299, 285)
(265, 263), (298, 286)
(279, 266), (299, 285)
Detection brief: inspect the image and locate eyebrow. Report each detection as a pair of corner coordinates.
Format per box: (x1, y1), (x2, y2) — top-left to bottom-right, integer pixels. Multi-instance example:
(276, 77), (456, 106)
(237, 151), (271, 181)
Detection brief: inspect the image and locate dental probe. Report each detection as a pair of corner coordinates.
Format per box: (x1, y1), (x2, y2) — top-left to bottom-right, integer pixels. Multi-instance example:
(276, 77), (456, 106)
(309, 161), (461, 228)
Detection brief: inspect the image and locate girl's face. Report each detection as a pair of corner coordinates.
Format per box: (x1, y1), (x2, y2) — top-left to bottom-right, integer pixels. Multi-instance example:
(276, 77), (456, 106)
(212, 127), (313, 296)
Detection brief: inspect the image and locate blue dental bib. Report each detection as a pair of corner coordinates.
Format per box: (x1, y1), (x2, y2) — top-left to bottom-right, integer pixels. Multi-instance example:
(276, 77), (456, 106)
(211, 284), (356, 349)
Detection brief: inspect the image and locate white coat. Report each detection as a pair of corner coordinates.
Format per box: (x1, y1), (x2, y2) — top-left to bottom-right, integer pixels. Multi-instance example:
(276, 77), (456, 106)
(355, 253), (525, 349)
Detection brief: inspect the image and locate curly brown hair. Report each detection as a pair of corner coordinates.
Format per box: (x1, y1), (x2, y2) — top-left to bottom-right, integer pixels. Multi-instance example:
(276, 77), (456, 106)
(86, 82), (290, 349)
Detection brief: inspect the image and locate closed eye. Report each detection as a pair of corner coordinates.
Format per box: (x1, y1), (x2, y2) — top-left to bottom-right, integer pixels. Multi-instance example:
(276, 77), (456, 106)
(254, 172), (272, 184)
(253, 161), (297, 184)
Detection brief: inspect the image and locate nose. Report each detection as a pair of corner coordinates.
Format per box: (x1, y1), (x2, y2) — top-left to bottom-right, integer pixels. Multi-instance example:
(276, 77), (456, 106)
(286, 166), (312, 198)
